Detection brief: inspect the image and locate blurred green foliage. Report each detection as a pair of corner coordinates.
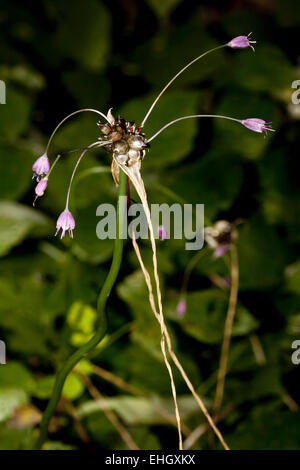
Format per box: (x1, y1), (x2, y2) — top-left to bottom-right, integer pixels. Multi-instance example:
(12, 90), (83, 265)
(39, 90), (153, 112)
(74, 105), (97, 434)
(0, 0), (299, 450)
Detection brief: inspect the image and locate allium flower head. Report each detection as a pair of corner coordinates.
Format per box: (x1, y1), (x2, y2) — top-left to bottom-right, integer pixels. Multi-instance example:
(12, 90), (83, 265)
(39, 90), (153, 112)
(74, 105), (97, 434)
(228, 33), (256, 51)
(55, 210), (75, 239)
(32, 153), (50, 180)
(176, 300), (186, 316)
(158, 225), (168, 241)
(242, 118), (274, 134)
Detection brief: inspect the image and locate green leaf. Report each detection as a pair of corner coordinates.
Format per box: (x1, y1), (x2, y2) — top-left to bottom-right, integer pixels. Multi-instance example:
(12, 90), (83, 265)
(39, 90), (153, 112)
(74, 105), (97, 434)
(284, 259), (300, 295)
(67, 301), (97, 346)
(131, 24), (225, 88)
(227, 410), (300, 450)
(215, 90), (277, 160)
(0, 362), (35, 393)
(0, 423), (34, 450)
(0, 201), (51, 257)
(146, 0), (182, 17)
(237, 216), (286, 290)
(0, 87), (31, 141)
(0, 64), (45, 91)
(78, 394), (203, 425)
(62, 372), (85, 401)
(0, 388), (28, 422)
(227, 44), (295, 94)
(165, 151), (243, 219)
(117, 271), (164, 360)
(54, 0), (111, 71)
(0, 144), (33, 199)
(166, 289), (258, 344)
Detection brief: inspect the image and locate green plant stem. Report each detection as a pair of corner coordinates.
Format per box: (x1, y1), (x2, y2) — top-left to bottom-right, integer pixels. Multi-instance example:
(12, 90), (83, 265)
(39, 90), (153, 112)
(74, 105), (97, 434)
(35, 169), (128, 449)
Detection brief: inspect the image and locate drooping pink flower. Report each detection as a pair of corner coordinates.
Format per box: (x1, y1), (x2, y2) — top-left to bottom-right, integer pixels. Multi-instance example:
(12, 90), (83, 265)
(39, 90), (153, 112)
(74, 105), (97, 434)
(55, 210), (75, 239)
(32, 154), (50, 180)
(33, 177), (48, 206)
(157, 225), (168, 241)
(242, 118), (274, 134)
(228, 33), (256, 51)
(176, 299), (186, 316)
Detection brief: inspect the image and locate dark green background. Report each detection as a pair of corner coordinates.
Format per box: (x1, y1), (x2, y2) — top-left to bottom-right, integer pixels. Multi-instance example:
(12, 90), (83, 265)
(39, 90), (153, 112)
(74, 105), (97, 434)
(0, 0), (299, 450)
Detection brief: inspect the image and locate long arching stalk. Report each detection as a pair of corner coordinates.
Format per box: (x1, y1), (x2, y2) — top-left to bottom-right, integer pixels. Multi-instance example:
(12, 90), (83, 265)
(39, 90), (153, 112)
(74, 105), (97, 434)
(35, 169), (128, 449)
(214, 244), (239, 414)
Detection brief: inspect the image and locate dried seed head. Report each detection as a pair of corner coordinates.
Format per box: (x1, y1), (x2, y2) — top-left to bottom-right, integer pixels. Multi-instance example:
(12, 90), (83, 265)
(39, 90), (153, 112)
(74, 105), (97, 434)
(98, 123), (111, 135)
(117, 154), (128, 165)
(127, 135), (146, 150)
(109, 131), (123, 142)
(113, 140), (129, 154)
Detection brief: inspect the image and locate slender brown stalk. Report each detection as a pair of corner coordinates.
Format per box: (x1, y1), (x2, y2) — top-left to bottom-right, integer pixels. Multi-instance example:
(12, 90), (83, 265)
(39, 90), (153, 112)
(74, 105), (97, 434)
(76, 370), (140, 450)
(92, 365), (190, 435)
(131, 234), (229, 450)
(214, 244), (239, 415)
(119, 161), (183, 450)
(249, 334), (266, 366)
(183, 404), (234, 450)
(63, 398), (90, 444)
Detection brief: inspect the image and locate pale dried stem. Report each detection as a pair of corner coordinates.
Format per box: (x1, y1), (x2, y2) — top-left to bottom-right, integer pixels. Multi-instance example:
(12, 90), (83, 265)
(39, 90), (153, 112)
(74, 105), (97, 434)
(183, 404), (233, 450)
(214, 244), (239, 415)
(63, 398), (90, 444)
(76, 370), (140, 450)
(132, 233), (229, 450)
(116, 161), (183, 450)
(282, 394), (299, 412)
(92, 365), (190, 435)
(249, 334), (266, 366)
(119, 160), (229, 450)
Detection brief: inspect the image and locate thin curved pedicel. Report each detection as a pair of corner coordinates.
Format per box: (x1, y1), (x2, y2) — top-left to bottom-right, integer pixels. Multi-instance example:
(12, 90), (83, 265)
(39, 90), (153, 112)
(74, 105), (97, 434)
(147, 115), (274, 142)
(140, 44), (227, 128)
(45, 108), (110, 154)
(56, 141), (111, 239)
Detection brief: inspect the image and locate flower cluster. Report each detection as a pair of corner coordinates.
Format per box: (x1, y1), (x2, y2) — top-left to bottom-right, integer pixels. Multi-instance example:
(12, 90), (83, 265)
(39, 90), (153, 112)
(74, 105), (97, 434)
(31, 33), (273, 240)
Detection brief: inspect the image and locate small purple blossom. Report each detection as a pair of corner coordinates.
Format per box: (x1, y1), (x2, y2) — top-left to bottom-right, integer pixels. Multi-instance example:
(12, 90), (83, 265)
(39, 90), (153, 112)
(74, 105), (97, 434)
(213, 244), (230, 259)
(228, 33), (256, 51)
(242, 118), (274, 134)
(33, 177), (48, 206)
(158, 225), (168, 241)
(32, 154), (50, 180)
(55, 210), (75, 239)
(176, 299), (186, 316)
